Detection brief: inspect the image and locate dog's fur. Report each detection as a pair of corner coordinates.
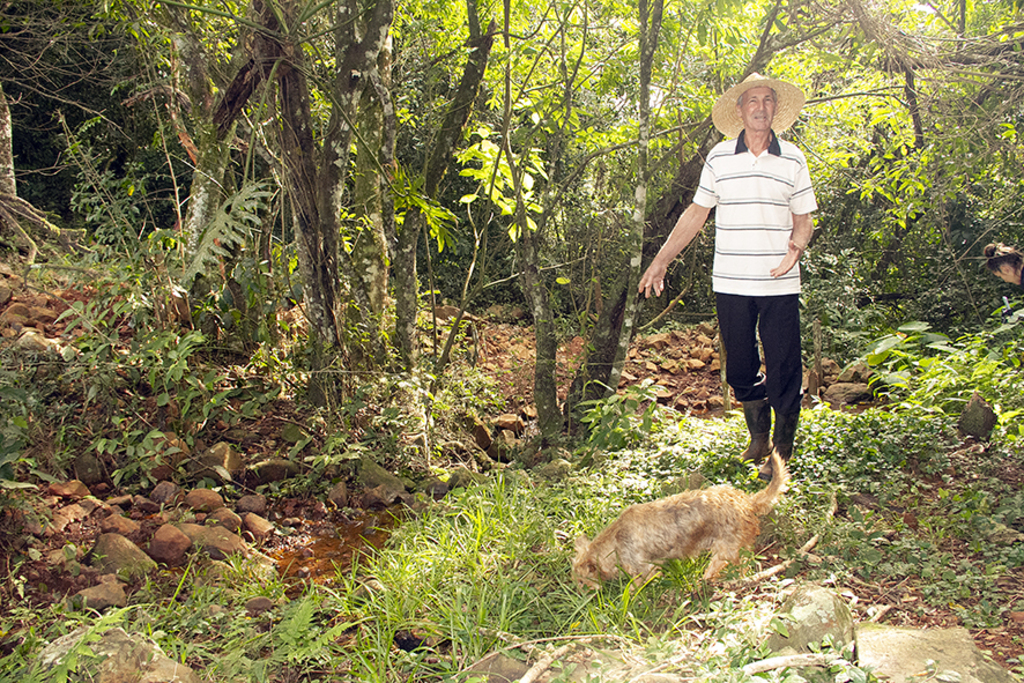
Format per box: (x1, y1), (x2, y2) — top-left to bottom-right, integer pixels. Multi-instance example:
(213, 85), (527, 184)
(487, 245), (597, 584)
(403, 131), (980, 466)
(572, 451), (788, 587)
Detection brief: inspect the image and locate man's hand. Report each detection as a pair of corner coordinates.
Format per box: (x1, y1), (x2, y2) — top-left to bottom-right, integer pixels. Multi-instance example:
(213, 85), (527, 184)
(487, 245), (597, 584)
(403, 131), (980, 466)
(770, 241), (804, 278)
(638, 263), (667, 298)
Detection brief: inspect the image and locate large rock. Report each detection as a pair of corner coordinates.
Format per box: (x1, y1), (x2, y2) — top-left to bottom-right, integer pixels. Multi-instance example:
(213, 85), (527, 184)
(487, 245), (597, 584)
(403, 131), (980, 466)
(176, 522), (248, 560)
(184, 488), (224, 512)
(763, 584), (856, 656)
(147, 524), (193, 565)
(189, 441), (242, 482)
(358, 456), (407, 496)
(958, 392), (998, 439)
(70, 575), (127, 611)
(87, 533), (158, 580)
(36, 626), (202, 683)
(857, 624), (1017, 683)
(823, 382), (873, 407)
(249, 458), (301, 484)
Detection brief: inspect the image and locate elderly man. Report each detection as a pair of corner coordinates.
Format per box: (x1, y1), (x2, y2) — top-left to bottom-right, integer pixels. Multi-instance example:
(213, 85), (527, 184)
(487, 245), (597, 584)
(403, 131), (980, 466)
(638, 73), (817, 479)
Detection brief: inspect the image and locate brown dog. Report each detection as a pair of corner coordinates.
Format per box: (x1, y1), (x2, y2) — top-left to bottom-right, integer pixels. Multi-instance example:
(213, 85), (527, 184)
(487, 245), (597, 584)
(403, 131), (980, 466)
(572, 450), (788, 588)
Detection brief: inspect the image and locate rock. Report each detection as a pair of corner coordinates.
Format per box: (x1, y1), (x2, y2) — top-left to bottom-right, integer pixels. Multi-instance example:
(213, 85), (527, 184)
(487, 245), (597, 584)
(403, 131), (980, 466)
(242, 513), (275, 541)
(763, 584), (855, 656)
(208, 507), (243, 533)
(494, 413), (525, 435)
(249, 458), (301, 484)
(836, 361), (873, 384)
(235, 493), (268, 515)
(986, 522), (1024, 545)
(50, 503), (89, 534)
(132, 494), (161, 514)
(15, 328), (60, 353)
(73, 451), (106, 486)
(152, 431), (191, 468)
(176, 522), (248, 560)
(47, 480), (91, 499)
(471, 416), (493, 451)
(189, 441), (243, 482)
(100, 514), (141, 536)
(88, 533), (158, 580)
(184, 488), (224, 512)
(70, 575), (128, 611)
(958, 392), (998, 439)
(534, 458), (572, 480)
(245, 596), (276, 617)
(327, 481), (348, 508)
(857, 624), (1016, 683)
(357, 456), (407, 495)
(36, 626), (203, 683)
(823, 382), (873, 407)
(148, 524), (193, 565)
(447, 467), (487, 490)
(150, 481), (182, 506)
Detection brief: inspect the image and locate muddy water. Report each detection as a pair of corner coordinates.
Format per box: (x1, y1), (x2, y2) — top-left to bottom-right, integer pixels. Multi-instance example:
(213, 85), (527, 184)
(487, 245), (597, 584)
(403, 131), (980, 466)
(267, 510), (400, 585)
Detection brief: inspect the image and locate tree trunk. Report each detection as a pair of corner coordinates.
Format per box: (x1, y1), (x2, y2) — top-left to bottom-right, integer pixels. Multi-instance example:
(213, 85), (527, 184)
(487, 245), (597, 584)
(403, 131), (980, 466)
(393, 8), (494, 369)
(0, 82), (15, 197)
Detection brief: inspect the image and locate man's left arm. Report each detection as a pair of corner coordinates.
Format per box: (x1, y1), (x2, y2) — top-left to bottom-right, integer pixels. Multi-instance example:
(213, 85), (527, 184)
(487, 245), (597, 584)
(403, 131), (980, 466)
(770, 212), (814, 278)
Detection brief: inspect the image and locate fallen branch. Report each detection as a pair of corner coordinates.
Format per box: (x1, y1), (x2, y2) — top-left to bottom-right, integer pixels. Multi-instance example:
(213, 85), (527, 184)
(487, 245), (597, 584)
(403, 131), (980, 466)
(742, 652), (836, 675)
(518, 642), (574, 683)
(726, 534), (820, 587)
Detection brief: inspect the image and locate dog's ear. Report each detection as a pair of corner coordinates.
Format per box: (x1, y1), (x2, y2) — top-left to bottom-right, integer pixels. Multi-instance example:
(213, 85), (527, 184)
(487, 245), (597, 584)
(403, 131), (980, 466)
(574, 535), (591, 553)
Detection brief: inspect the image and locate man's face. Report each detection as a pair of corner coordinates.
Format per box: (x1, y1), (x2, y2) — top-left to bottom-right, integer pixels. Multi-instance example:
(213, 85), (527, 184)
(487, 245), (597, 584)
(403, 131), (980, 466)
(737, 86), (776, 135)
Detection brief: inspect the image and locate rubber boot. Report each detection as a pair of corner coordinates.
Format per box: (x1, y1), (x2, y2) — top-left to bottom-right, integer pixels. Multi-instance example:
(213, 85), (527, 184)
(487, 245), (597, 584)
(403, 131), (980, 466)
(740, 399), (772, 464)
(759, 410), (799, 481)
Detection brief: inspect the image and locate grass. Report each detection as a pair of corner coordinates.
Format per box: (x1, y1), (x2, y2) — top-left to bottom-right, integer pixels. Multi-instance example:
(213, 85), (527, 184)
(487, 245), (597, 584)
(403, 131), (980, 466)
(3, 403), (1024, 681)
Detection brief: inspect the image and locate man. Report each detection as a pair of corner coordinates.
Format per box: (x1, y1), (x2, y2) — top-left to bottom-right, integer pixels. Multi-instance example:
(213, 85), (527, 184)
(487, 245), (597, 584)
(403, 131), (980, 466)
(638, 73), (816, 479)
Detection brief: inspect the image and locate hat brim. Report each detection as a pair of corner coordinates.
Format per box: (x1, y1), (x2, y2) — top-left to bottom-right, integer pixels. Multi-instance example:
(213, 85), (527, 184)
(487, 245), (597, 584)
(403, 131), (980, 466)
(711, 76), (806, 139)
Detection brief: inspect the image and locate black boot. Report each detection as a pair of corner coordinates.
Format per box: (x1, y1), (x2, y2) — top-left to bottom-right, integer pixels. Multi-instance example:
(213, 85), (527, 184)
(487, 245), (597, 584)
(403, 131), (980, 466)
(759, 410), (799, 480)
(740, 399), (772, 464)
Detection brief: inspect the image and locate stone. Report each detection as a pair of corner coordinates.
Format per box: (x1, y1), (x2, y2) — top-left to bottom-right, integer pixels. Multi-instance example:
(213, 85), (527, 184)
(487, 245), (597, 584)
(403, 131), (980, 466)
(208, 507), (243, 533)
(857, 624), (1017, 683)
(184, 488), (224, 512)
(763, 584), (855, 656)
(534, 458), (572, 480)
(150, 481), (182, 506)
(148, 524), (193, 565)
(88, 533), (158, 580)
(47, 480), (91, 499)
(15, 328), (59, 353)
(176, 522), (248, 560)
(836, 361), (873, 384)
(35, 626), (202, 683)
(958, 392), (998, 439)
(242, 513), (275, 541)
(327, 481), (348, 508)
(245, 596), (276, 616)
(73, 451), (106, 486)
(471, 416), (493, 451)
(50, 503), (89, 534)
(823, 382), (873, 407)
(235, 493), (268, 515)
(132, 494), (161, 514)
(494, 413), (525, 435)
(357, 456), (407, 495)
(100, 514), (141, 536)
(70, 577), (127, 611)
(447, 467), (487, 490)
(189, 441), (243, 482)
(249, 458), (301, 484)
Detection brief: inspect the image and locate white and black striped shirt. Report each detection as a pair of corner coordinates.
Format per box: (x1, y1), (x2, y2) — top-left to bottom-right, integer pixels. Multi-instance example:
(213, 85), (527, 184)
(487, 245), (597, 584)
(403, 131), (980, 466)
(693, 131), (817, 296)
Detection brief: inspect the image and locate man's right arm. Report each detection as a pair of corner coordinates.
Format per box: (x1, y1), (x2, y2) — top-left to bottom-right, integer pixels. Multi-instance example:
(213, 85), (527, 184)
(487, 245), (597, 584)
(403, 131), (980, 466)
(638, 202), (711, 298)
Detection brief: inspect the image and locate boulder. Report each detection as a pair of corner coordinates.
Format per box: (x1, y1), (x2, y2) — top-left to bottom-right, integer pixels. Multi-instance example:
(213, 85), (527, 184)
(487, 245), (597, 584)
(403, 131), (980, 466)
(189, 441), (242, 482)
(958, 392), (998, 439)
(208, 507), (243, 533)
(763, 584), (855, 656)
(87, 533), (158, 580)
(242, 512), (275, 541)
(184, 488), (224, 512)
(150, 481), (182, 506)
(147, 524), (193, 565)
(249, 458), (301, 484)
(70, 575), (127, 611)
(235, 493), (268, 515)
(823, 382), (873, 407)
(857, 624), (1017, 683)
(176, 522), (247, 560)
(36, 626), (203, 683)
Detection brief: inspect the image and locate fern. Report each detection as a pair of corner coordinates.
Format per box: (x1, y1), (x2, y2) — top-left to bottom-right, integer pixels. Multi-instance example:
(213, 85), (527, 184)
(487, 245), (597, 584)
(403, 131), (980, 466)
(183, 181), (273, 286)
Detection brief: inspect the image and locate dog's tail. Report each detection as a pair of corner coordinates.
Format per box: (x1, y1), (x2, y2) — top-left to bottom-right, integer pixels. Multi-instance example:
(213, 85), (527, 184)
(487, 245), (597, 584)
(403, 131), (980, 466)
(750, 450), (788, 516)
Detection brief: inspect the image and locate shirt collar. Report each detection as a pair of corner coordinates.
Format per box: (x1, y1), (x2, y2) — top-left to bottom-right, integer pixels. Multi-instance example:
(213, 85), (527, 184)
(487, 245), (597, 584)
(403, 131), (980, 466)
(735, 130), (782, 156)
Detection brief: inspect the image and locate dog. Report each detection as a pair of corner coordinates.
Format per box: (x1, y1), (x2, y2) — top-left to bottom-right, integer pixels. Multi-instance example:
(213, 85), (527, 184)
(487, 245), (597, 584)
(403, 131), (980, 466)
(572, 450), (788, 588)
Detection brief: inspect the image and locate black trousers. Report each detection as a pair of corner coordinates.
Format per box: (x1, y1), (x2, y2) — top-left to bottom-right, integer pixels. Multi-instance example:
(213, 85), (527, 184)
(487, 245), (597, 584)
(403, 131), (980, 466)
(716, 292), (803, 416)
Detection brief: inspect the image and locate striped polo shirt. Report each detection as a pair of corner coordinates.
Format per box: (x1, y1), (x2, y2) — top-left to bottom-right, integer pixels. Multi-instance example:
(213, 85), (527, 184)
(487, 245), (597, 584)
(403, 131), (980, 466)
(693, 131), (817, 296)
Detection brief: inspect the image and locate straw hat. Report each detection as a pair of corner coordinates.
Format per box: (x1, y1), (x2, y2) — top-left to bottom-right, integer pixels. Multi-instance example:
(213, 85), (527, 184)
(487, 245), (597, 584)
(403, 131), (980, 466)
(711, 73), (806, 139)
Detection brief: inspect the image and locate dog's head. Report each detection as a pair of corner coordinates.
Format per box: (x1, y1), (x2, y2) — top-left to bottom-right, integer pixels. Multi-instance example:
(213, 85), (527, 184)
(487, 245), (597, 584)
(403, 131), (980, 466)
(571, 535), (601, 589)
